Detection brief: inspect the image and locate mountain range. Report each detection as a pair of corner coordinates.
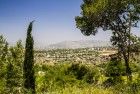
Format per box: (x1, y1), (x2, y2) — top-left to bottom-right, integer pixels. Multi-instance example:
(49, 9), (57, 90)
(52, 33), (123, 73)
(46, 40), (112, 50)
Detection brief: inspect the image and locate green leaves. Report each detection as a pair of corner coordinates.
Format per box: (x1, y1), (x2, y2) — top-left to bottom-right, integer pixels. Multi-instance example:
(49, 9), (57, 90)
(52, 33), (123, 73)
(23, 21), (35, 93)
(76, 0), (140, 81)
(0, 35), (24, 93)
(76, 0), (140, 34)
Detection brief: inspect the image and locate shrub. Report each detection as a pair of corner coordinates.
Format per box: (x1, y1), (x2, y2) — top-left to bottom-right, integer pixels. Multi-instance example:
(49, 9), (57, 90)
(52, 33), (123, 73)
(67, 63), (100, 84)
(104, 57), (125, 86)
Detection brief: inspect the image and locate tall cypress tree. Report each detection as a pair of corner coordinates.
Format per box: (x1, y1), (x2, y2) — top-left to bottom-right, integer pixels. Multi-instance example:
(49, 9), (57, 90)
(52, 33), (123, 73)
(23, 21), (35, 93)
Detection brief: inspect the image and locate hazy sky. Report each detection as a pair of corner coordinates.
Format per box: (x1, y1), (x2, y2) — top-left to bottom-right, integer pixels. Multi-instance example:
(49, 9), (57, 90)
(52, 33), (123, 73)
(0, 0), (139, 47)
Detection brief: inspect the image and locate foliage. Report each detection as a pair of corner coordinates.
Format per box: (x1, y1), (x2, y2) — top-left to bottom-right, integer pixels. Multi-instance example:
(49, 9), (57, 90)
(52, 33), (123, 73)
(0, 35), (24, 93)
(35, 62), (140, 94)
(75, 0), (140, 80)
(23, 21), (35, 93)
(67, 63), (100, 84)
(105, 59), (125, 77)
(103, 57), (125, 86)
(35, 62), (100, 93)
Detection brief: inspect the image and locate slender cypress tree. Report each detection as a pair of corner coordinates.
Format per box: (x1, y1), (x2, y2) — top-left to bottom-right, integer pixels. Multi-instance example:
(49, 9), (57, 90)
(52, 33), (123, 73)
(23, 21), (35, 93)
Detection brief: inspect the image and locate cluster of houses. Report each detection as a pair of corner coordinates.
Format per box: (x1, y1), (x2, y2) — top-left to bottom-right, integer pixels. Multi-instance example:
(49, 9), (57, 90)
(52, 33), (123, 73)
(35, 47), (117, 64)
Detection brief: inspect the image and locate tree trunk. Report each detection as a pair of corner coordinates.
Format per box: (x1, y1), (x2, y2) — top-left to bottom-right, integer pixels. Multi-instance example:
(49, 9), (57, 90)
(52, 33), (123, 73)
(123, 52), (132, 81)
(120, 46), (132, 81)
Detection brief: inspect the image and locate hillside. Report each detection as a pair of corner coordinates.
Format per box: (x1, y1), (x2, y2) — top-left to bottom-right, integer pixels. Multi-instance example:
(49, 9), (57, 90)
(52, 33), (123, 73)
(46, 40), (112, 50)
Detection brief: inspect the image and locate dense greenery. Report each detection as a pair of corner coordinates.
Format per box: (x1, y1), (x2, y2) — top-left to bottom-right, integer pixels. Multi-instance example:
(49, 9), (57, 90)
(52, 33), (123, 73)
(75, 0), (140, 80)
(23, 21), (35, 93)
(0, 36), (24, 93)
(35, 60), (140, 94)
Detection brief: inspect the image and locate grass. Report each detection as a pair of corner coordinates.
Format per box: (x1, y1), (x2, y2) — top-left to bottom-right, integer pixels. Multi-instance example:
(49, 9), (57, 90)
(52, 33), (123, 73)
(47, 86), (114, 94)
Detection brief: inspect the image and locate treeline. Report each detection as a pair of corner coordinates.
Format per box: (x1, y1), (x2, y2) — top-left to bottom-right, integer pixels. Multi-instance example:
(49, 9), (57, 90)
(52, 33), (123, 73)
(0, 22), (35, 94)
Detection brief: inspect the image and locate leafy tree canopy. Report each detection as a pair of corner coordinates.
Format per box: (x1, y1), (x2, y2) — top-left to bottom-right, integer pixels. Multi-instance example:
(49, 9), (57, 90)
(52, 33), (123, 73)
(76, 0), (140, 36)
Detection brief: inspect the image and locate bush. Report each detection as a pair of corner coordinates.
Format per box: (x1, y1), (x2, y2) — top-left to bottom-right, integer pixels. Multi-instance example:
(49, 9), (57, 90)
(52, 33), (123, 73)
(105, 61), (125, 77)
(67, 63), (100, 84)
(104, 57), (125, 86)
(67, 63), (87, 80)
(103, 77), (123, 87)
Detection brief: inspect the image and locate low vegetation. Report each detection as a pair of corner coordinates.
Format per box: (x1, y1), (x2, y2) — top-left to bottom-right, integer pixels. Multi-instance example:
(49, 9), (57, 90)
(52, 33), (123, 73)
(35, 61), (140, 94)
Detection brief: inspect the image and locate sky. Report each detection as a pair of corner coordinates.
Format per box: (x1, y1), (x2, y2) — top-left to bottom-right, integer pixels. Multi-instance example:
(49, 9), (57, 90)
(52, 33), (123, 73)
(0, 0), (140, 48)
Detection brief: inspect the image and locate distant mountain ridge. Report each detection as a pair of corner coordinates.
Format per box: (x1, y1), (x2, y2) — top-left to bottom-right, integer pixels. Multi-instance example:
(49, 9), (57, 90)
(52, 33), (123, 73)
(46, 40), (112, 50)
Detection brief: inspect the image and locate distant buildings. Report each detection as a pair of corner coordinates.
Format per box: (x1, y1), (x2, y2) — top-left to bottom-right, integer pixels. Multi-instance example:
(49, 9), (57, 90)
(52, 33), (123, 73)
(35, 47), (117, 64)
